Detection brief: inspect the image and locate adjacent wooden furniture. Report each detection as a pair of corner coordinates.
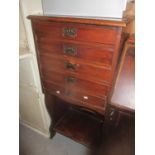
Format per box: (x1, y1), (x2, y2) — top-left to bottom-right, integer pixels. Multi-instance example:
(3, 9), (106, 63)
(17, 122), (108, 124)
(98, 35), (135, 155)
(28, 15), (127, 147)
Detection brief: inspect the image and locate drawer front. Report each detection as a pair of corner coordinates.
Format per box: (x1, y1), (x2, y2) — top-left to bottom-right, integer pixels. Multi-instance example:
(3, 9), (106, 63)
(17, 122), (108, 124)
(33, 21), (119, 44)
(37, 39), (114, 66)
(43, 81), (106, 114)
(41, 71), (109, 98)
(39, 54), (113, 84)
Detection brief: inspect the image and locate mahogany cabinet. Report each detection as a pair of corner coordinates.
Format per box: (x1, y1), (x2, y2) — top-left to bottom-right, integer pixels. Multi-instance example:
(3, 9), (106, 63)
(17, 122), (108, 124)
(28, 15), (127, 147)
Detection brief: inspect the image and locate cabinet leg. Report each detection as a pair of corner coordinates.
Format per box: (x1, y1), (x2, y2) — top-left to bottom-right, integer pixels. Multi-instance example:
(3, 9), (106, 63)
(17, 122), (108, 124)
(49, 124), (56, 139)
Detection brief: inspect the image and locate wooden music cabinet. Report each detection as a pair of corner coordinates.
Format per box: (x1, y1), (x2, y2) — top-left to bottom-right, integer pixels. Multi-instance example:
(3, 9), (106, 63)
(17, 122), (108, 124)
(28, 15), (127, 147)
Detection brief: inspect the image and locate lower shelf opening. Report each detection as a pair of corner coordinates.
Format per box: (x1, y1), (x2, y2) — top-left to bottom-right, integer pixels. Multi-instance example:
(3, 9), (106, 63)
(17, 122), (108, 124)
(53, 108), (103, 147)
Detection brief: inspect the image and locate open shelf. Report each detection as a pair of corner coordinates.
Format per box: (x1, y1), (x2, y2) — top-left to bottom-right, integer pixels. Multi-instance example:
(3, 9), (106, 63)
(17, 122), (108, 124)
(53, 108), (103, 147)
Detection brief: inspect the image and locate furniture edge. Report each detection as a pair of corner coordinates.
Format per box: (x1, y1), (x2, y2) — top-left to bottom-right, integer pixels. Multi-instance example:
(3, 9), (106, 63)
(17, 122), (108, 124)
(27, 15), (126, 27)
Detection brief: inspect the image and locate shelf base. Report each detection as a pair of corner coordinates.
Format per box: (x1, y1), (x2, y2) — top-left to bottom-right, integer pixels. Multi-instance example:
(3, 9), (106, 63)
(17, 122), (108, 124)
(53, 108), (103, 148)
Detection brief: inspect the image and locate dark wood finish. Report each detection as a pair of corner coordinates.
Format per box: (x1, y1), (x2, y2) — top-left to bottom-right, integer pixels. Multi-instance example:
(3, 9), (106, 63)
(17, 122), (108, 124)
(37, 39), (114, 66)
(96, 36), (135, 155)
(53, 108), (103, 147)
(28, 15), (127, 147)
(28, 15), (126, 27)
(32, 21), (120, 45)
(41, 70), (110, 97)
(43, 81), (106, 115)
(45, 94), (104, 148)
(110, 35), (135, 111)
(39, 54), (113, 84)
(97, 105), (135, 155)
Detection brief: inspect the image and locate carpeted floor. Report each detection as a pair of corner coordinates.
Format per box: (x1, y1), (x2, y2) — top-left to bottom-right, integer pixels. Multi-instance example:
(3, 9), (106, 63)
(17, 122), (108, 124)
(19, 124), (89, 155)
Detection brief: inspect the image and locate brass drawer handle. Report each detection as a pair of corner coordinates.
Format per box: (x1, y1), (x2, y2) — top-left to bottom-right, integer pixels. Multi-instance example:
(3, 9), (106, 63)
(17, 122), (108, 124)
(65, 77), (77, 84)
(64, 61), (78, 70)
(63, 46), (77, 56)
(63, 28), (77, 38)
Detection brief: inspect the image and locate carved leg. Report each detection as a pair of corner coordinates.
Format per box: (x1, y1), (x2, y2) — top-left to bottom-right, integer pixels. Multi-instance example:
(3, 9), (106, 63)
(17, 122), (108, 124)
(44, 93), (68, 139)
(44, 93), (56, 139)
(49, 123), (56, 139)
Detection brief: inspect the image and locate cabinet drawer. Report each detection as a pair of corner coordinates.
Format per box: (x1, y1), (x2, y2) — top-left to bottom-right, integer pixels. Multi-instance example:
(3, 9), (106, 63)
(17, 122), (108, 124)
(41, 71), (109, 98)
(37, 39), (114, 66)
(43, 81), (106, 114)
(33, 21), (119, 44)
(39, 54), (113, 84)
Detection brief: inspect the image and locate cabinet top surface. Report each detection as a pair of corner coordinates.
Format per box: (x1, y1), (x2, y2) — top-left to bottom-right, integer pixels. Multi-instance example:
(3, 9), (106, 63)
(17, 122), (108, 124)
(27, 15), (126, 27)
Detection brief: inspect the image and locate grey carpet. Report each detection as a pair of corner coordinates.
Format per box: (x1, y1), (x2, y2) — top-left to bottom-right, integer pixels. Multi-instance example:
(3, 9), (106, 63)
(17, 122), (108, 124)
(19, 124), (89, 155)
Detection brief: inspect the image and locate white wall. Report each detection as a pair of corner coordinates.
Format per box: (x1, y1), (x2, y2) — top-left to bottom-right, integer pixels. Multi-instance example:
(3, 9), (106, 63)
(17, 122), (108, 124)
(20, 0), (43, 54)
(19, 0), (50, 136)
(19, 7), (28, 49)
(42, 0), (127, 18)
(20, 58), (44, 130)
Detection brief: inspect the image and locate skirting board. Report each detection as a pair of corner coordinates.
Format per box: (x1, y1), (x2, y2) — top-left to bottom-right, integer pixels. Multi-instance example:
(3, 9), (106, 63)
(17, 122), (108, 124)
(20, 120), (50, 138)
